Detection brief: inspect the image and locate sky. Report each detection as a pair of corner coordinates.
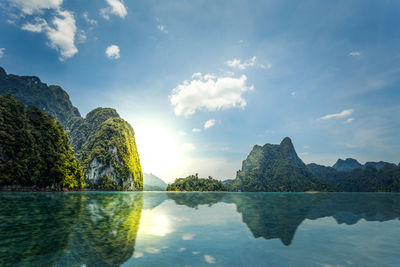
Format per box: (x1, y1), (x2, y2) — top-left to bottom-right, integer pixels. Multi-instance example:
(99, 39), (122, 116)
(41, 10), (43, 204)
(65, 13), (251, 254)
(0, 0), (399, 182)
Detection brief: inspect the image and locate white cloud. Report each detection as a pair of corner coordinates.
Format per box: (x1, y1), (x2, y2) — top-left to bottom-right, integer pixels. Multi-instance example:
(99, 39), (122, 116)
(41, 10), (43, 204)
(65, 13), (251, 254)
(9, 0), (63, 14)
(100, 0), (127, 20)
(169, 73), (253, 117)
(157, 24), (168, 33)
(178, 131), (186, 136)
(181, 143), (196, 151)
(349, 51), (361, 56)
(225, 56), (256, 70)
(204, 119), (216, 129)
(182, 233), (195, 240)
(0, 48), (5, 58)
(105, 44), (120, 59)
(192, 128), (201, 133)
(21, 17), (48, 32)
(291, 91), (296, 96)
(344, 117), (355, 124)
(318, 109), (354, 120)
(83, 11), (97, 25)
(21, 10), (78, 60)
(204, 255), (216, 264)
(46, 10), (77, 60)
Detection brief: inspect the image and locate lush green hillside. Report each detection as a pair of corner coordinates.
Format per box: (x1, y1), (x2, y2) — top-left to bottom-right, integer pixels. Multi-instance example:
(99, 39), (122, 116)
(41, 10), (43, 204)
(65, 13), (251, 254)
(68, 107), (120, 157)
(143, 173), (167, 191)
(167, 174), (227, 191)
(230, 137), (335, 192)
(0, 66), (143, 191)
(0, 94), (84, 190)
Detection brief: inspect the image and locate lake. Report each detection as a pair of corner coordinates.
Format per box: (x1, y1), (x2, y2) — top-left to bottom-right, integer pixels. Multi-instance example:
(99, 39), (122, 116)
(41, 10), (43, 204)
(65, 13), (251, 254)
(0, 192), (399, 266)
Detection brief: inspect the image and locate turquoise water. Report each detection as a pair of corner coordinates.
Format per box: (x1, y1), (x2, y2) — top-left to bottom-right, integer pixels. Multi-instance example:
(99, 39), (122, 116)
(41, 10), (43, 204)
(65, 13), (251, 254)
(0, 192), (399, 266)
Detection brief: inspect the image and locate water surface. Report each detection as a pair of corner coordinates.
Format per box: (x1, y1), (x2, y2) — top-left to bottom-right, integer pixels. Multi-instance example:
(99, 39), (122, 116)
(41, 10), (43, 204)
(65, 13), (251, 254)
(0, 192), (399, 266)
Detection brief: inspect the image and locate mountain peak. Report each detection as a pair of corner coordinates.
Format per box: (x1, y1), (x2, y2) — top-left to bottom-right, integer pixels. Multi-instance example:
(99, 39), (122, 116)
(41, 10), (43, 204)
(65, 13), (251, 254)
(280, 137), (293, 147)
(333, 158), (362, 172)
(0, 67), (6, 77)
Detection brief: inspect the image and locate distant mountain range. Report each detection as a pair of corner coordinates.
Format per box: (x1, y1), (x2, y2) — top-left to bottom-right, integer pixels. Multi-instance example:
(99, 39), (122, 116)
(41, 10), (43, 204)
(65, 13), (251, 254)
(228, 137), (400, 192)
(227, 137), (335, 192)
(332, 158), (396, 172)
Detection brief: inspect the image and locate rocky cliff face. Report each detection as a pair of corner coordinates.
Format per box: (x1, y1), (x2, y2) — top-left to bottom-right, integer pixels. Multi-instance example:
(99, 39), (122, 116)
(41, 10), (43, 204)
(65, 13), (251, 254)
(0, 66), (142, 190)
(81, 117), (143, 190)
(231, 137), (335, 192)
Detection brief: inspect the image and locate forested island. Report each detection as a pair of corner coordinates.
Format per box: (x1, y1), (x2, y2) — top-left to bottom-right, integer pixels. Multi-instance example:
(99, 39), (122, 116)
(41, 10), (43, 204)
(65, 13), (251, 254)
(167, 174), (227, 192)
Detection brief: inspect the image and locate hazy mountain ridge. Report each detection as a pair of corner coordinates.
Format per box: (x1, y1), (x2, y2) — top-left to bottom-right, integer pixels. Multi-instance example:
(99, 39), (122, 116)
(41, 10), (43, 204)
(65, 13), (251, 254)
(143, 173), (167, 191)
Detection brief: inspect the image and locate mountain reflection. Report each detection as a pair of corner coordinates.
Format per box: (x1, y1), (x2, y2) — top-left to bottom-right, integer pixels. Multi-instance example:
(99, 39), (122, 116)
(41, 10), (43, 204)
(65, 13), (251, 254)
(164, 192), (400, 246)
(225, 193), (400, 246)
(57, 193), (143, 267)
(0, 193), (144, 267)
(0, 193), (83, 266)
(0, 192), (399, 267)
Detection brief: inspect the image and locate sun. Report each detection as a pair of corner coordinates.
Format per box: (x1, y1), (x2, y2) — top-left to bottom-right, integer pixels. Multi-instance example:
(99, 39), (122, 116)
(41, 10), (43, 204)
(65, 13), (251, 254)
(134, 122), (190, 182)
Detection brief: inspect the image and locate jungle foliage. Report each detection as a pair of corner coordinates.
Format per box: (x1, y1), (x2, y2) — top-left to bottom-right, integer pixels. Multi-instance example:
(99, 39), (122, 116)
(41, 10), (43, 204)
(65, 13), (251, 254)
(0, 94), (84, 189)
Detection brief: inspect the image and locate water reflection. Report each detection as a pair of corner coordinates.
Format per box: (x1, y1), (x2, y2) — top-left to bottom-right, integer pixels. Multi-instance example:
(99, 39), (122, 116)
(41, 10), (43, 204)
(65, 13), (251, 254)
(0, 192), (399, 266)
(57, 193), (143, 267)
(0, 193), (83, 266)
(167, 192), (226, 209)
(165, 192), (400, 246)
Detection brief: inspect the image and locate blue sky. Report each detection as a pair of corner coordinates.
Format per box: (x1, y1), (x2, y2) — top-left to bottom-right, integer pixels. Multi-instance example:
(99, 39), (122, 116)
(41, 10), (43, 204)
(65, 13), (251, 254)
(0, 0), (399, 181)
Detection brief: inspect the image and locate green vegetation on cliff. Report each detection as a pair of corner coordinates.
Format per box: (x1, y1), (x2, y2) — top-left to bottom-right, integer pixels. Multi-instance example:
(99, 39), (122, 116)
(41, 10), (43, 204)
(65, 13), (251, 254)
(0, 67), (143, 191)
(230, 137), (336, 192)
(167, 174), (227, 191)
(0, 94), (84, 189)
(68, 108), (120, 157)
(82, 117), (142, 190)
